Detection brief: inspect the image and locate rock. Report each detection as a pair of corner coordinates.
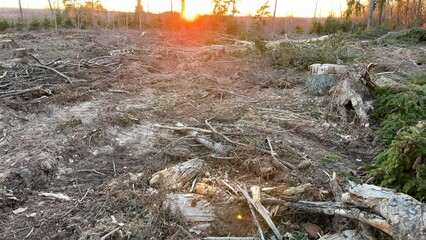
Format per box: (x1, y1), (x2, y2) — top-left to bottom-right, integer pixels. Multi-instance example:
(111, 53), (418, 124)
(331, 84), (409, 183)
(322, 122), (331, 129)
(303, 222), (322, 238)
(149, 158), (205, 189)
(297, 160), (312, 170)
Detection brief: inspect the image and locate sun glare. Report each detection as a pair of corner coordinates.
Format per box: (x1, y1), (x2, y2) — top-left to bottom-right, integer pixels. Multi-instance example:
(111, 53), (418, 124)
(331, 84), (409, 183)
(182, 2), (203, 21)
(182, 11), (199, 21)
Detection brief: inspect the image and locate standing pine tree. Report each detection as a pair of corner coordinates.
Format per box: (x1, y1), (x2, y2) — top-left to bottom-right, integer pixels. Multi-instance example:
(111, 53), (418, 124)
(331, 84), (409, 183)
(134, 0), (144, 30)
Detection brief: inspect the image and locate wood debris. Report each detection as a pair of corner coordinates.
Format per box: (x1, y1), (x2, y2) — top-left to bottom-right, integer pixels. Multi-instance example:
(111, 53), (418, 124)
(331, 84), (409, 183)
(150, 158), (205, 189)
(165, 193), (215, 233)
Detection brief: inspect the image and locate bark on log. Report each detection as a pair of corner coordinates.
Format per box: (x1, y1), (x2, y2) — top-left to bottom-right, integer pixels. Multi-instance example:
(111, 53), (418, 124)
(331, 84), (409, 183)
(328, 64), (374, 127)
(342, 182), (426, 240)
(175, 123), (228, 155)
(263, 182), (426, 240)
(149, 158), (205, 189)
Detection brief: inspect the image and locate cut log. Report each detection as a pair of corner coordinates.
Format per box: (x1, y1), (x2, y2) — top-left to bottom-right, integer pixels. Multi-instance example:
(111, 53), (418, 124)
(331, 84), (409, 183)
(0, 39), (19, 49)
(306, 64), (348, 95)
(196, 45), (226, 61)
(165, 193), (215, 233)
(327, 64), (375, 127)
(262, 182), (426, 240)
(342, 182), (426, 240)
(13, 48), (28, 58)
(149, 158), (205, 190)
(176, 122), (228, 155)
(261, 183), (316, 202)
(193, 182), (219, 195)
(308, 64), (348, 75)
(306, 74), (337, 95)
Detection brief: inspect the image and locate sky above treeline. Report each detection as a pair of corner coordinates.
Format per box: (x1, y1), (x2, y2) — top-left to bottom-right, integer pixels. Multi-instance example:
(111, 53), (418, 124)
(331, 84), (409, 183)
(1, 0), (349, 18)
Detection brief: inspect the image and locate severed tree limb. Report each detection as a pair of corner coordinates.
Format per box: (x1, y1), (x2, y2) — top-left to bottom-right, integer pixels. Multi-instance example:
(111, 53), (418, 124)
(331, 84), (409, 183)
(266, 137), (296, 170)
(187, 130), (227, 155)
(167, 123), (228, 155)
(238, 185), (282, 240)
(276, 200), (392, 235)
(342, 183), (426, 240)
(244, 185), (266, 240)
(0, 85), (44, 98)
(99, 227), (121, 240)
(0, 71), (8, 80)
(329, 172), (348, 232)
(33, 64), (71, 83)
(263, 182), (426, 240)
(154, 123), (213, 134)
(204, 119), (274, 156)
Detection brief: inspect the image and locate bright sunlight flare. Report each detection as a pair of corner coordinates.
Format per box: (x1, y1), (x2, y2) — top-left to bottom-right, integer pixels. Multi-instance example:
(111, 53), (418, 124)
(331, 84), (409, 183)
(181, 0), (213, 21)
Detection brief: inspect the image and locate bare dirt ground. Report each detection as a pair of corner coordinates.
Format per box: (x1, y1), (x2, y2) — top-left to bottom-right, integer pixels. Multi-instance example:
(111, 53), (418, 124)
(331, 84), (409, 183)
(0, 29), (424, 239)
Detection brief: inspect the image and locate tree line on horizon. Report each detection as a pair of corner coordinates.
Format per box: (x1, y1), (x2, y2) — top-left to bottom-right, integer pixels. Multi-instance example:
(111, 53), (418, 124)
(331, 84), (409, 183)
(1, 0), (424, 34)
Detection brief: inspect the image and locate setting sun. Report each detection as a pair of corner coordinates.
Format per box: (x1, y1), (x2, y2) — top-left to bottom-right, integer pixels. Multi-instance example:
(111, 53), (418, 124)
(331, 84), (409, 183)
(181, 0), (212, 21)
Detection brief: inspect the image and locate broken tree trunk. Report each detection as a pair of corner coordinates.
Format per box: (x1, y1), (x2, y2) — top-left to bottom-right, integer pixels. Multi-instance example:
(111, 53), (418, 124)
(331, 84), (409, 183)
(174, 122), (229, 156)
(342, 182), (426, 240)
(149, 158), (205, 189)
(265, 182), (426, 240)
(195, 45), (226, 61)
(327, 64), (376, 127)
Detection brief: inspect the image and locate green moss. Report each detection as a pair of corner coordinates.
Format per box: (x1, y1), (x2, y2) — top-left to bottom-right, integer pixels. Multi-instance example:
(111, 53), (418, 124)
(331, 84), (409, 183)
(287, 232), (309, 240)
(322, 153), (343, 163)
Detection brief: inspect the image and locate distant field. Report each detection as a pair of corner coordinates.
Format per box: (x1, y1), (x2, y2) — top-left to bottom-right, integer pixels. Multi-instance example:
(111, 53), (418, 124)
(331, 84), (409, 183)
(0, 8), (51, 19)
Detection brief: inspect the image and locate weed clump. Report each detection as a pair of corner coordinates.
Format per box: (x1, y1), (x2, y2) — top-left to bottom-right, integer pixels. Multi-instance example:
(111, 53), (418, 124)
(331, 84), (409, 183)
(375, 27), (426, 45)
(267, 37), (360, 70)
(368, 74), (426, 200)
(322, 153), (343, 163)
(0, 19), (10, 32)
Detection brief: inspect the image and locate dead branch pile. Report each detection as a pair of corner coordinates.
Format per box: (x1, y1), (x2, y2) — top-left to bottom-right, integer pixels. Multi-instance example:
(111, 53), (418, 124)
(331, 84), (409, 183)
(0, 35), (122, 100)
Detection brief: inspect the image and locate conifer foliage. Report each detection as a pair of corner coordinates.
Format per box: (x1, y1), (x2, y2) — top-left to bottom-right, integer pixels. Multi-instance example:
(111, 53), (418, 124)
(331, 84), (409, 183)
(369, 74), (426, 200)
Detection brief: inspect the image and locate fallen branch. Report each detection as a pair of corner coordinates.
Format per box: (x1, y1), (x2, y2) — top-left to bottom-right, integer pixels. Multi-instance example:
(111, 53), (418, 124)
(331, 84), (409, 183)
(244, 185), (266, 240)
(0, 71), (7, 80)
(39, 192), (71, 201)
(267, 137), (296, 170)
(263, 182), (426, 240)
(108, 89), (131, 94)
(238, 185), (282, 240)
(154, 123), (213, 134)
(0, 85), (44, 98)
(289, 201), (391, 234)
(33, 64), (71, 83)
(176, 122), (227, 155)
(205, 119), (273, 155)
(99, 227), (120, 240)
